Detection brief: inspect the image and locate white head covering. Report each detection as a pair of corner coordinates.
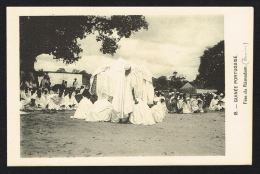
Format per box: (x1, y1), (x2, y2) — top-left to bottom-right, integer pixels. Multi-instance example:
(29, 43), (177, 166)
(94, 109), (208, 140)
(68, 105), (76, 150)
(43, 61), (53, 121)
(124, 63), (131, 70)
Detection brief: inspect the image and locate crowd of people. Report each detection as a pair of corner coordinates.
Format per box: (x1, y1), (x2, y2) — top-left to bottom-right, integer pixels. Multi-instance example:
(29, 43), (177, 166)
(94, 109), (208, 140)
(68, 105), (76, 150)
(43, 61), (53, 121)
(164, 91), (225, 114)
(20, 59), (225, 126)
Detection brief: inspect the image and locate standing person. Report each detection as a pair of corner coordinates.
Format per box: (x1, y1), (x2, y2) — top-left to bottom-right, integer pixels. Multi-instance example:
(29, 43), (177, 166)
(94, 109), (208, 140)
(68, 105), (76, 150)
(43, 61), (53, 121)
(111, 64), (138, 123)
(73, 78), (78, 91)
(40, 76), (46, 88)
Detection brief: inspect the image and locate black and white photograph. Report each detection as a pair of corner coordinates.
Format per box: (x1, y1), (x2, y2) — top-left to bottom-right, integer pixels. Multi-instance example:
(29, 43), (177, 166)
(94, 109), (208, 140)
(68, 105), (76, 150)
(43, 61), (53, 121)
(7, 7), (253, 166)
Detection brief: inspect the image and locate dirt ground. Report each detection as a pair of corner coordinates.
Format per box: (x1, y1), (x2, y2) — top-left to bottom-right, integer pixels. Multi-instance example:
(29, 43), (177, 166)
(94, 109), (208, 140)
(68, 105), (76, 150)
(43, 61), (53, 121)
(20, 109), (225, 157)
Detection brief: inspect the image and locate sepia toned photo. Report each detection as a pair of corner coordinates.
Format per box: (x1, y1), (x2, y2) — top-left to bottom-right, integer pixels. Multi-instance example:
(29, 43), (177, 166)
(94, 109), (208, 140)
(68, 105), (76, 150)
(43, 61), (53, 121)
(7, 7), (253, 166)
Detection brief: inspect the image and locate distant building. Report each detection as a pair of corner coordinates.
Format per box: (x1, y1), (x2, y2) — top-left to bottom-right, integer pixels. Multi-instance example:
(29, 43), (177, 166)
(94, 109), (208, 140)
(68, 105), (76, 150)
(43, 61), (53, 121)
(196, 89), (217, 94)
(179, 82), (197, 94)
(39, 71), (82, 87)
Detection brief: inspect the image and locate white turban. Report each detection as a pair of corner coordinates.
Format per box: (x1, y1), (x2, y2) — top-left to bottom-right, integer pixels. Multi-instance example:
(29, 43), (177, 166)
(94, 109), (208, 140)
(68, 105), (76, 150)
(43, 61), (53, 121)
(124, 63), (131, 70)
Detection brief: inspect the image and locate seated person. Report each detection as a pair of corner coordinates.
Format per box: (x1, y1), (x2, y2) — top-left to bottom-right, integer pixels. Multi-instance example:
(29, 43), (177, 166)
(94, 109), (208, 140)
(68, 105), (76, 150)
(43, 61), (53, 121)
(197, 94), (204, 113)
(177, 94), (184, 113)
(87, 97), (115, 122)
(61, 89), (78, 110)
(209, 93), (222, 111)
(151, 95), (166, 123)
(47, 90), (64, 110)
(218, 93), (225, 109)
(191, 96), (200, 113)
(35, 89), (47, 110)
(182, 97), (192, 114)
(24, 91), (38, 110)
(71, 89), (93, 119)
(130, 98), (156, 125)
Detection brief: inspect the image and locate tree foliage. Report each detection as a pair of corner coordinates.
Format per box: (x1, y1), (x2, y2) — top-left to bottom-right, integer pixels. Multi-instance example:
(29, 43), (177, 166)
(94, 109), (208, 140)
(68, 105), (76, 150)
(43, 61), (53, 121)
(194, 40), (224, 92)
(169, 71), (187, 89)
(56, 68), (66, 73)
(20, 16), (149, 73)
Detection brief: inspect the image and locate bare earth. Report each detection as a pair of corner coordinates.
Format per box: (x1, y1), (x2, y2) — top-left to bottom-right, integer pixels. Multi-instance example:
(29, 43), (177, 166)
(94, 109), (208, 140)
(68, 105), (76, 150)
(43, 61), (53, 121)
(21, 110), (225, 157)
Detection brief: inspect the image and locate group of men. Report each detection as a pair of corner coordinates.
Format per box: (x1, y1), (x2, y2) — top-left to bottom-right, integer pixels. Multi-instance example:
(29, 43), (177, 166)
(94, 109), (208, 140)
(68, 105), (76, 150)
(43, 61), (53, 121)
(164, 92), (225, 114)
(20, 75), (85, 112)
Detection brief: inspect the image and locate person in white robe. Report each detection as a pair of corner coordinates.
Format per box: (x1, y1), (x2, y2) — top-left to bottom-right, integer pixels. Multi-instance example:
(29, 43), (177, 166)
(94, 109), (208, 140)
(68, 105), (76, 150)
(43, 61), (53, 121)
(71, 89), (93, 119)
(177, 94), (184, 113)
(128, 66), (156, 125)
(130, 98), (156, 125)
(110, 62), (137, 123)
(191, 97), (199, 113)
(86, 98), (115, 122)
(20, 87), (31, 110)
(209, 93), (222, 111)
(24, 91), (38, 110)
(160, 93), (168, 114)
(218, 93), (225, 109)
(197, 95), (204, 113)
(61, 90), (78, 110)
(35, 89), (47, 110)
(151, 92), (166, 123)
(182, 97), (192, 114)
(47, 90), (64, 110)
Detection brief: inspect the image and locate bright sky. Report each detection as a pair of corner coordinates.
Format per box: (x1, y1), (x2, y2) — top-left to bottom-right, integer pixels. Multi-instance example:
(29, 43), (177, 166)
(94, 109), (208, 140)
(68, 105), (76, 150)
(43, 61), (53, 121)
(34, 15), (224, 81)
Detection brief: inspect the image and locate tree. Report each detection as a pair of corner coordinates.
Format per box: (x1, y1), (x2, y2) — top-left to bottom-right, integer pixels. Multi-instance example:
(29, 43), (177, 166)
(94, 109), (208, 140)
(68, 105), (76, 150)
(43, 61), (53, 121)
(20, 16), (148, 75)
(155, 76), (169, 91)
(194, 40), (224, 92)
(169, 71), (187, 89)
(80, 70), (92, 86)
(56, 68), (66, 73)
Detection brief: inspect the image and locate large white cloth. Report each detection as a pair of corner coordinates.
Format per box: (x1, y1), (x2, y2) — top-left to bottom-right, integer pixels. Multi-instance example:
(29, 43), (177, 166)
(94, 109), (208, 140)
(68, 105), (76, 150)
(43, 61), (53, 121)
(71, 97), (93, 119)
(89, 58), (155, 122)
(85, 99), (115, 122)
(129, 98), (156, 125)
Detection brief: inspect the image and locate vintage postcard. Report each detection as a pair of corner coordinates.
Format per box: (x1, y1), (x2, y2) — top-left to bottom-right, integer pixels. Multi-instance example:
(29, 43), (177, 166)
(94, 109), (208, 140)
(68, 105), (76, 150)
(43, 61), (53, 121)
(7, 7), (253, 166)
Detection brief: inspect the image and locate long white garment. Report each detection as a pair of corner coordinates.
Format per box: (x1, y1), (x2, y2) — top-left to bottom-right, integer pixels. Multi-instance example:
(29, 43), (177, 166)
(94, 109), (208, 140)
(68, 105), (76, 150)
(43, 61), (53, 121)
(151, 97), (165, 123)
(129, 98), (156, 125)
(61, 95), (78, 110)
(35, 96), (47, 110)
(182, 100), (192, 114)
(191, 99), (199, 112)
(85, 99), (115, 122)
(209, 98), (221, 111)
(20, 91), (31, 109)
(146, 81), (154, 105)
(177, 99), (184, 110)
(112, 72), (134, 119)
(71, 97), (93, 119)
(47, 94), (64, 110)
